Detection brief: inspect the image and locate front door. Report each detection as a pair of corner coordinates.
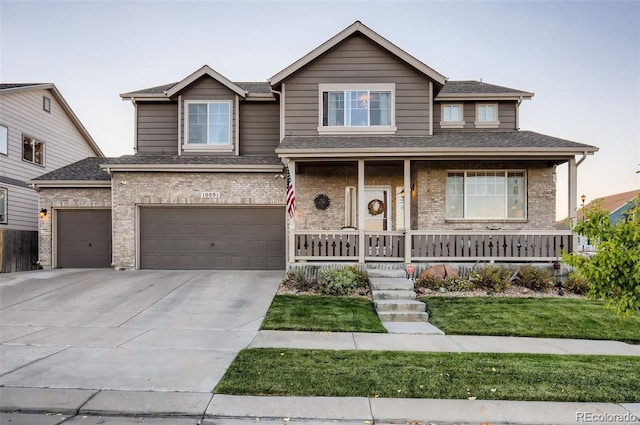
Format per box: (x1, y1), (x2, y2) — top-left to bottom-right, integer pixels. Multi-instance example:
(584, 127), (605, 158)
(364, 187), (391, 231)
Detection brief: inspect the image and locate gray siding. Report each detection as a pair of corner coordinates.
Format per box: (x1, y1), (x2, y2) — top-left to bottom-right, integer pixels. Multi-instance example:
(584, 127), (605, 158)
(179, 77), (237, 155)
(239, 102), (279, 155)
(136, 102), (178, 154)
(283, 34), (431, 136)
(0, 88), (98, 231)
(433, 101), (517, 131)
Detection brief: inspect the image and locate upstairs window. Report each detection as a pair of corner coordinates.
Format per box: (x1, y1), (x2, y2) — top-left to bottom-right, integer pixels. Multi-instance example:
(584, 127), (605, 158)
(446, 171), (526, 220)
(23, 135), (45, 166)
(475, 103), (500, 128)
(185, 101), (231, 148)
(440, 103), (465, 128)
(318, 84), (396, 134)
(0, 125), (7, 155)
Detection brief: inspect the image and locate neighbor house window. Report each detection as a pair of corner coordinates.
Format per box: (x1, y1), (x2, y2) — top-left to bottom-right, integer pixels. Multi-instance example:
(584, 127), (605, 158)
(43, 96), (51, 113)
(0, 188), (7, 224)
(446, 171), (526, 219)
(23, 135), (44, 165)
(475, 103), (500, 128)
(318, 84), (396, 133)
(0, 125), (7, 155)
(440, 103), (465, 128)
(185, 101), (231, 147)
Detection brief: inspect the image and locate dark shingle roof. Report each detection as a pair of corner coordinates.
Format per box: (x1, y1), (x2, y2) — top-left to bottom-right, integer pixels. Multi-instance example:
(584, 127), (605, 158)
(277, 131), (597, 151)
(235, 82), (271, 94)
(123, 82), (177, 95)
(441, 80), (531, 95)
(34, 157), (111, 181)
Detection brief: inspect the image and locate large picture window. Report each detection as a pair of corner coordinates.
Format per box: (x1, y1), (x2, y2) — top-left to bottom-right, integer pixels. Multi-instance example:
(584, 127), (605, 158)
(319, 84), (395, 133)
(23, 135), (45, 165)
(185, 101), (231, 146)
(446, 171), (526, 219)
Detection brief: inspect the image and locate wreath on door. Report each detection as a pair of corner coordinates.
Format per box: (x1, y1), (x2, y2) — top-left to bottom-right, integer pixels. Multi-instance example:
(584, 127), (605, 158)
(367, 199), (385, 216)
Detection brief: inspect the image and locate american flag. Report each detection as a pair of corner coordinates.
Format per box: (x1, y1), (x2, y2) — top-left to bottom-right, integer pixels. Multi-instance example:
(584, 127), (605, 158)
(286, 166), (296, 219)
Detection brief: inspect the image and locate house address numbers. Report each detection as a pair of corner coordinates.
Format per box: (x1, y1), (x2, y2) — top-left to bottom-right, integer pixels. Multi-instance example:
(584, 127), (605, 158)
(200, 191), (221, 199)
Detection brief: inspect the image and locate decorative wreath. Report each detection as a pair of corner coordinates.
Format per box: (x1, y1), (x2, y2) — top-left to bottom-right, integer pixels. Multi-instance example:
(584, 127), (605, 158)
(314, 194), (331, 210)
(367, 199), (385, 216)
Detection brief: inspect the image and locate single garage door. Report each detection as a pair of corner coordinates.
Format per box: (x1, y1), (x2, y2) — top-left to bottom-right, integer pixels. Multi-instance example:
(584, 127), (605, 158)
(57, 209), (112, 268)
(139, 206), (285, 270)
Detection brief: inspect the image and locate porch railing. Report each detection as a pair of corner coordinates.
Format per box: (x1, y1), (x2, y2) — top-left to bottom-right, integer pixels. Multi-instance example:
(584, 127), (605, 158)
(411, 230), (573, 262)
(292, 230), (572, 262)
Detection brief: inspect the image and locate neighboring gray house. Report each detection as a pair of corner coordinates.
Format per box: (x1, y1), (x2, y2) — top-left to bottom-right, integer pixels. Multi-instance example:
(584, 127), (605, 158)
(31, 21), (598, 271)
(0, 83), (103, 272)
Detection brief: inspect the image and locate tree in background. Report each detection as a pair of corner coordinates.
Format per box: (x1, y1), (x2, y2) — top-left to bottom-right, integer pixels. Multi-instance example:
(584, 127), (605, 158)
(563, 195), (640, 317)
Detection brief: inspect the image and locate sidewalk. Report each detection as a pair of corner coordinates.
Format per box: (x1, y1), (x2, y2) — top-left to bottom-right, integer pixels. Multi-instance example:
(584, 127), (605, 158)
(2, 331), (639, 424)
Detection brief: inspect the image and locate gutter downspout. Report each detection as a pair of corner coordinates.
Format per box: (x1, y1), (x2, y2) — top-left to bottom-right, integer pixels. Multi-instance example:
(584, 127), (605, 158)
(576, 151), (588, 167)
(132, 97), (138, 153)
(515, 96), (523, 130)
(269, 83), (284, 143)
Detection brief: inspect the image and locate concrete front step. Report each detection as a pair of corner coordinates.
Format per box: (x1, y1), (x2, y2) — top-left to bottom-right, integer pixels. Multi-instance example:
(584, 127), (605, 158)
(375, 299), (426, 312)
(378, 311), (429, 322)
(370, 277), (414, 291)
(367, 268), (407, 279)
(372, 290), (417, 300)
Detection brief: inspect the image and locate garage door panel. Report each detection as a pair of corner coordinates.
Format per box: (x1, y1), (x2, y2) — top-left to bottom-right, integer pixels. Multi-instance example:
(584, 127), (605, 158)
(57, 210), (112, 268)
(140, 207), (285, 270)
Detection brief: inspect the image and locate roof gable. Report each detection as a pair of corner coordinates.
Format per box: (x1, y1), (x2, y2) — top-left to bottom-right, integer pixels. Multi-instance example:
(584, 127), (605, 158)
(269, 21), (447, 86)
(0, 83), (104, 157)
(165, 65), (247, 98)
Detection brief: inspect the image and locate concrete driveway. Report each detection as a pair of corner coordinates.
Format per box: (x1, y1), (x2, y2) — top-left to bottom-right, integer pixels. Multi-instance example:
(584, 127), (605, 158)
(0, 269), (282, 395)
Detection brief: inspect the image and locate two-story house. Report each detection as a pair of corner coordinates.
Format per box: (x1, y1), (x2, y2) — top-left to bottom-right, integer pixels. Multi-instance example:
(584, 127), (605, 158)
(31, 21), (597, 271)
(0, 84), (103, 272)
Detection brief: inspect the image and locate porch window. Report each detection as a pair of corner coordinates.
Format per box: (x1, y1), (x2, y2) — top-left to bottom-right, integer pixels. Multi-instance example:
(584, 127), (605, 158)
(475, 103), (500, 128)
(440, 103), (465, 128)
(185, 101), (231, 147)
(446, 171), (526, 219)
(318, 84), (396, 134)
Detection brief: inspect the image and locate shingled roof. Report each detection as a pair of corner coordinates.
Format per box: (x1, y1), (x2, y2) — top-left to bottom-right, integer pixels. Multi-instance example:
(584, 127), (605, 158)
(121, 81), (271, 97)
(441, 80), (532, 95)
(33, 157), (111, 181)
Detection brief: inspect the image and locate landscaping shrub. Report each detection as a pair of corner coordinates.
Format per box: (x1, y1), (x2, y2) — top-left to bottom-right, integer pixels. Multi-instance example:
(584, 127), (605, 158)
(517, 265), (554, 292)
(414, 274), (444, 290)
(564, 271), (590, 296)
(281, 269), (317, 292)
(316, 267), (362, 296)
(470, 265), (512, 292)
(349, 266), (370, 288)
(443, 277), (475, 292)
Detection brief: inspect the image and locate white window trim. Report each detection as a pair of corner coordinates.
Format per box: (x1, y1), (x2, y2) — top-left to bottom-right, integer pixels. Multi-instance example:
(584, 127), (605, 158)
(445, 170), (527, 221)
(0, 187), (7, 224)
(183, 100), (233, 151)
(0, 124), (7, 156)
(317, 83), (397, 135)
(22, 135), (45, 167)
(474, 103), (500, 128)
(440, 103), (465, 128)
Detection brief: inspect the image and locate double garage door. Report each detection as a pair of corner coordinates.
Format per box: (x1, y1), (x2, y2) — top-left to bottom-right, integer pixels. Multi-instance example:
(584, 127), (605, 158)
(139, 206), (285, 270)
(56, 207), (285, 270)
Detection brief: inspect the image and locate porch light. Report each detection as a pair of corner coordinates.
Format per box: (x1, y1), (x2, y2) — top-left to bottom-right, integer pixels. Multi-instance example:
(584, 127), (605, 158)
(39, 208), (48, 218)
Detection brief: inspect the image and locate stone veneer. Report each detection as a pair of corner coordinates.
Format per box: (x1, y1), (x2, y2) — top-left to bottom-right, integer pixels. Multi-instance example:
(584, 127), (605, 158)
(37, 188), (112, 268)
(111, 172), (285, 269)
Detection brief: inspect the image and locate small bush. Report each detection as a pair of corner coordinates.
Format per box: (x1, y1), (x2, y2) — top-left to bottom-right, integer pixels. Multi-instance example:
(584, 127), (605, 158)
(564, 271), (590, 296)
(316, 267), (361, 296)
(349, 266), (370, 288)
(470, 265), (512, 292)
(443, 277), (475, 292)
(517, 265), (554, 292)
(281, 269), (317, 292)
(414, 274), (444, 290)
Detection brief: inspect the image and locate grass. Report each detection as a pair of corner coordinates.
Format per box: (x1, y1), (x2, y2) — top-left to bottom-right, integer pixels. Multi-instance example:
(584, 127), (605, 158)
(421, 297), (640, 344)
(261, 294), (387, 333)
(216, 348), (640, 402)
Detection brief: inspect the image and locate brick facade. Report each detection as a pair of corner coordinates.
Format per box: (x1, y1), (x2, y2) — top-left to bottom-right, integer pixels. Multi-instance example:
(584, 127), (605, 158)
(37, 188), (112, 268)
(111, 172), (285, 269)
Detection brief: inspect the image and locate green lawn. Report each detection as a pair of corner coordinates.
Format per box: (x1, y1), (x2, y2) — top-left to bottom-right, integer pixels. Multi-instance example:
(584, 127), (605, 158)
(216, 348), (640, 402)
(421, 297), (640, 343)
(261, 294), (387, 333)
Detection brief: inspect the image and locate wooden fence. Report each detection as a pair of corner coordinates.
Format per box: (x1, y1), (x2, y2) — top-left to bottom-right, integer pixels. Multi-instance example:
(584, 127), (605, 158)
(0, 229), (39, 273)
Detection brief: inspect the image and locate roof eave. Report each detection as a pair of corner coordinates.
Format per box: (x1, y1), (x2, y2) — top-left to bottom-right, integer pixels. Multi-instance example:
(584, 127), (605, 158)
(99, 164), (283, 173)
(435, 92), (535, 101)
(269, 21), (447, 86)
(165, 65), (247, 98)
(29, 180), (112, 189)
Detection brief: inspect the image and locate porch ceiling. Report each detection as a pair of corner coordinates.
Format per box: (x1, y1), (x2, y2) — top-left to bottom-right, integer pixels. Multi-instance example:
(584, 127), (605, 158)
(276, 131), (598, 160)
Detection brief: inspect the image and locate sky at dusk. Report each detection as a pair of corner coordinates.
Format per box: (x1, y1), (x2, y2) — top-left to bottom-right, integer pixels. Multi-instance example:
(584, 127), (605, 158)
(1, 0), (639, 219)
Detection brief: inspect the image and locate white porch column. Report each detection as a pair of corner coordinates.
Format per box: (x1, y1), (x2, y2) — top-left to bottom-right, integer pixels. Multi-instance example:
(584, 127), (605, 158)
(358, 159), (365, 263)
(288, 159), (296, 264)
(404, 159), (412, 264)
(568, 156), (578, 252)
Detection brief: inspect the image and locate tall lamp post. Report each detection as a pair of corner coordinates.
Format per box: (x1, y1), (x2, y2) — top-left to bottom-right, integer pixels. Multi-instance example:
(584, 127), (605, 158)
(580, 194), (586, 221)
